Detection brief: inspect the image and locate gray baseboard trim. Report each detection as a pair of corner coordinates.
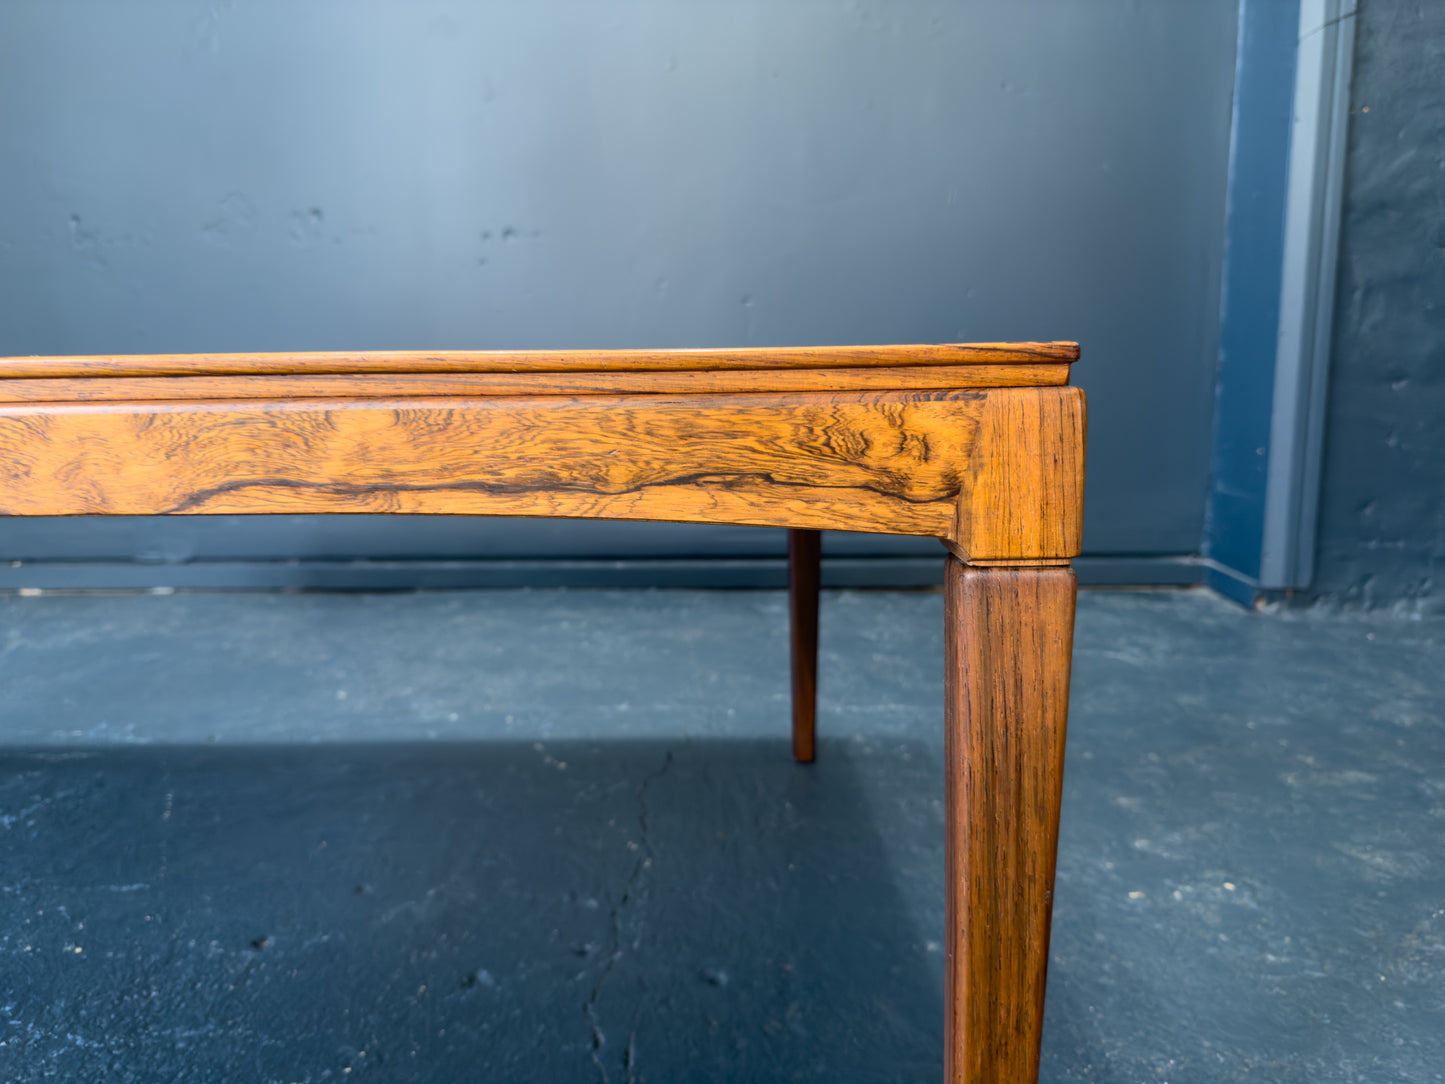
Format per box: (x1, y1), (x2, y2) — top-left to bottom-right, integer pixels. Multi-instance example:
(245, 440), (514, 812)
(1074, 555), (1204, 587)
(1202, 560), (1264, 608)
(0, 554), (1207, 592)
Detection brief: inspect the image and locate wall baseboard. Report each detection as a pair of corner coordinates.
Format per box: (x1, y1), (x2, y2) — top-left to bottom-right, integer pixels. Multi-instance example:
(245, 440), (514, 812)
(0, 554), (1206, 592)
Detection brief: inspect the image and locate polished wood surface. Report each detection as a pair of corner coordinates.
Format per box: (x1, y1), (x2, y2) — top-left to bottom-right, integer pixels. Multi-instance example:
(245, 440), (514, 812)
(0, 391), (974, 534)
(944, 560), (1076, 1084)
(955, 386), (1086, 563)
(788, 528), (821, 764)
(0, 341), (1078, 379)
(0, 386), (1082, 560)
(0, 363), (1067, 403)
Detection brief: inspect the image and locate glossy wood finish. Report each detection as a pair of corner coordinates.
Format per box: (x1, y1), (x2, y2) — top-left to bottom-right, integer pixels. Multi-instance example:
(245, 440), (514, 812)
(0, 387), (1083, 561)
(0, 341), (1078, 379)
(0, 391), (969, 532)
(955, 386), (1086, 563)
(944, 559), (1076, 1084)
(787, 528), (821, 764)
(0, 365), (1068, 404)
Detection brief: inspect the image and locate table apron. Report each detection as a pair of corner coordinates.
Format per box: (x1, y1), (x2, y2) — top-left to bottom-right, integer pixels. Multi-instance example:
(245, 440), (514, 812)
(0, 386), (1082, 560)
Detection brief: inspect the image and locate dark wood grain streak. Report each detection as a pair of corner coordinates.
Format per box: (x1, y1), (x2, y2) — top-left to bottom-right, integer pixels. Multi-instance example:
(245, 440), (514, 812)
(788, 528), (821, 763)
(0, 342), (1079, 379)
(944, 560), (1076, 1084)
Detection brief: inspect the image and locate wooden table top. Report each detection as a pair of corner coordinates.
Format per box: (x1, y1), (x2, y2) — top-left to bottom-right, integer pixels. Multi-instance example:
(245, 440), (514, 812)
(0, 342), (1077, 402)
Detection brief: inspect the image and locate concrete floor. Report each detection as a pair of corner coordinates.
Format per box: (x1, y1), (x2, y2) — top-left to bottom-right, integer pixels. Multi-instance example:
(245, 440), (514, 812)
(0, 587), (1441, 1083)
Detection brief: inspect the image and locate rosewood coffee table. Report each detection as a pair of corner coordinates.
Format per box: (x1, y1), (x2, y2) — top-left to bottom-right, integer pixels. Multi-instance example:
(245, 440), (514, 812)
(0, 341), (1083, 1082)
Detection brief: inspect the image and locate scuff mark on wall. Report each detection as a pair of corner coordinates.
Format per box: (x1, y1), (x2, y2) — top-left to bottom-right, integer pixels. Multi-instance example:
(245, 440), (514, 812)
(200, 194), (255, 247)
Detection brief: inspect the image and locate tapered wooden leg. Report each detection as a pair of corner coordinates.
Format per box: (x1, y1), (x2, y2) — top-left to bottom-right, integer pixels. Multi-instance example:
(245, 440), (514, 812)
(944, 557), (1076, 1084)
(788, 528), (821, 763)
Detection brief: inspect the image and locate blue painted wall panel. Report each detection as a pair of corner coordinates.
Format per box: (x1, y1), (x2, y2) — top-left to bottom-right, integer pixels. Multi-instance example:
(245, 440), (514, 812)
(1205, 0), (1299, 581)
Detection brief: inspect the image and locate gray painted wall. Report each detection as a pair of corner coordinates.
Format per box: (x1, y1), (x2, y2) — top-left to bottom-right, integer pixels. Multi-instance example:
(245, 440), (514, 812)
(0, 1), (1239, 572)
(1310, 0), (1445, 611)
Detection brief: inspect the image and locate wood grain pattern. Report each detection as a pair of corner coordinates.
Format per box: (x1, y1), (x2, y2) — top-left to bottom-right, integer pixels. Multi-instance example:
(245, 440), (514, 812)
(0, 342), (1078, 379)
(0, 385), (1084, 556)
(0, 363), (1068, 404)
(788, 528), (821, 763)
(944, 560), (1076, 1084)
(954, 386), (1086, 562)
(0, 391), (985, 537)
